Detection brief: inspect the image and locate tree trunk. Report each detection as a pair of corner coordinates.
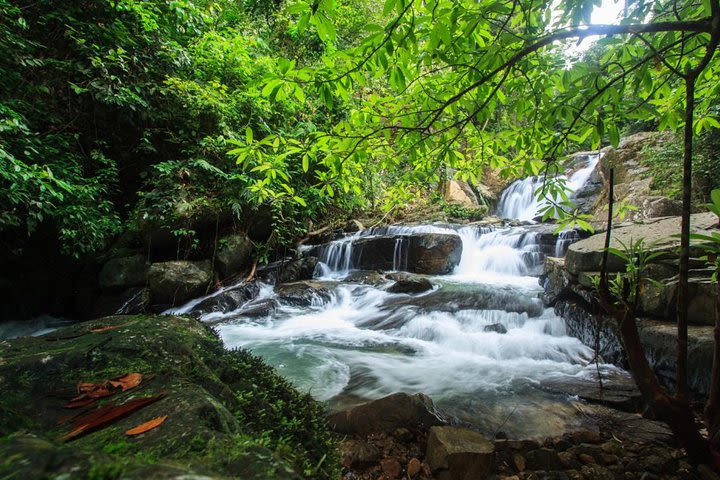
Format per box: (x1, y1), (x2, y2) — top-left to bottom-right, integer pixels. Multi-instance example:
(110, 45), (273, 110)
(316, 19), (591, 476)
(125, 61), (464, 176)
(676, 74), (695, 399)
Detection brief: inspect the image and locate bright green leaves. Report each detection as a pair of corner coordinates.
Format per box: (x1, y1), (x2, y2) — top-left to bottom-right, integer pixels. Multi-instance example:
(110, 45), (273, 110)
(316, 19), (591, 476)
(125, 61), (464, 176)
(288, 0), (338, 43)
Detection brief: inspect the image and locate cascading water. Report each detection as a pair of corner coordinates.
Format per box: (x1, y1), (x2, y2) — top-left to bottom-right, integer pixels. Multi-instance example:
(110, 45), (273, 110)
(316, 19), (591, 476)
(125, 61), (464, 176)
(496, 154), (601, 220)
(169, 155), (618, 438)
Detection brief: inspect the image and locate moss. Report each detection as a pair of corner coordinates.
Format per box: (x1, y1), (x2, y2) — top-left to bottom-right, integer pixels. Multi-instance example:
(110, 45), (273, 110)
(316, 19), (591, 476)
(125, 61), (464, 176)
(0, 315), (340, 479)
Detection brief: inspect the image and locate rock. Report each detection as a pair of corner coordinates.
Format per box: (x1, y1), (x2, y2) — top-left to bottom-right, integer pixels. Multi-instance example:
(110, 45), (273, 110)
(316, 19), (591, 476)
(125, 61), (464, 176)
(275, 281), (332, 306)
(698, 464), (720, 480)
(0, 315), (332, 479)
(444, 180), (478, 208)
(483, 323), (508, 334)
(407, 458), (422, 477)
(381, 458), (402, 479)
(558, 451), (578, 469)
(525, 448), (563, 471)
(580, 464), (615, 480)
(148, 260), (213, 306)
(598, 454), (619, 466)
(345, 219), (364, 233)
(387, 278), (433, 294)
(92, 287), (151, 317)
(344, 270), (387, 285)
(341, 439), (381, 468)
(641, 196), (683, 218)
(190, 282), (260, 316)
(579, 453), (596, 465)
(573, 403), (673, 444)
(539, 369), (642, 412)
(328, 392), (446, 435)
(541, 257), (572, 306)
(98, 254), (148, 290)
(277, 256), (319, 284)
(513, 453), (526, 472)
(216, 233), (253, 279)
(565, 212), (717, 274)
(309, 233), (463, 275)
(426, 426), (495, 480)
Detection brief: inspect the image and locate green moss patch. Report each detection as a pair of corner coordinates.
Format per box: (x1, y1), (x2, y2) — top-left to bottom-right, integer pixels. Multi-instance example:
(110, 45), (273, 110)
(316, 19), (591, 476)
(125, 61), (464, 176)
(0, 315), (339, 479)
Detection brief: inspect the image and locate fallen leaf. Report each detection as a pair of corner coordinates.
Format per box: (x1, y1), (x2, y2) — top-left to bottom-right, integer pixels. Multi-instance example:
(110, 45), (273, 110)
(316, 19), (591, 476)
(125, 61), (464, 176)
(61, 394), (165, 442)
(108, 372), (142, 391)
(63, 397), (100, 409)
(125, 415), (168, 436)
(89, 322), (132, 333)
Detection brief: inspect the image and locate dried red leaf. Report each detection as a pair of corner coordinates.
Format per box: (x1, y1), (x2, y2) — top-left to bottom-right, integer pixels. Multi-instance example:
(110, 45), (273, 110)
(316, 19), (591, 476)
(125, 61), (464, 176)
(125, 415), (168, 436)
(61, 394), (165, 442)
(89, 322), (131, 333)
(108, 373), (142, 391)
(63, 397), (98, 409)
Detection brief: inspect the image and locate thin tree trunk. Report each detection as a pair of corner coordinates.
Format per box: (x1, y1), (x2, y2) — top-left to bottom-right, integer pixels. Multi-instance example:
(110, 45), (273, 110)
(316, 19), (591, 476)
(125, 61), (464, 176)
(676, 73), (695, 399)
(706, 278), (720, 449)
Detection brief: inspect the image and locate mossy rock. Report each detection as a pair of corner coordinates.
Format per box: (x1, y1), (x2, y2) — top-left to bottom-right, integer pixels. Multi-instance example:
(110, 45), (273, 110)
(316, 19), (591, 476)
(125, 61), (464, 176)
(0, 315), (339, 479)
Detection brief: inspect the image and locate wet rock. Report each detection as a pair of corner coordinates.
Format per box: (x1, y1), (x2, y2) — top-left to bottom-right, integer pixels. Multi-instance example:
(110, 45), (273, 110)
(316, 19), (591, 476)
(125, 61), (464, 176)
(277, 256), (319, 284)
(328, 392), (446, 436)
(341, 439), (381, 468)
(148, 260), (213, 306)
(387, 278), (433, 294)
(92, 287), (151, 317)
(574, 403), (673, 444)
(426, 426), (495, 480)
(539, 369), (642, 412)
(215, 233), (253, 279)
(558, 451), (578, 469)
(344, 270), (387, 285)
(274, 281), (333, 306)
(99, 254), (148, 290)
(191, 282), (260, 316)
(525, 448), (563, 471)
(483, 323), (508, 334)
(349, 233), (463, 274)
(579, 453), (596, 464)
(513, 453), (526, 472)
(381, 458), (402, 479)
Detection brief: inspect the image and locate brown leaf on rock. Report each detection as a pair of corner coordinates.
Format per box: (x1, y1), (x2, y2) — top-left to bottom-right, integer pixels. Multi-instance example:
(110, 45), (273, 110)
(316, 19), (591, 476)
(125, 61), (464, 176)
(125, 415), (168, 436)
(89, 322), (132, 333)
(108, 372), (142, 391)
(61, 394), (166, 442)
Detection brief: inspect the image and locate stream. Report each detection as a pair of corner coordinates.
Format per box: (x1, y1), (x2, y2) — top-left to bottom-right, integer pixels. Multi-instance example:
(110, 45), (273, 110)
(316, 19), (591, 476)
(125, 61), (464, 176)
(171, 153), (627, 438)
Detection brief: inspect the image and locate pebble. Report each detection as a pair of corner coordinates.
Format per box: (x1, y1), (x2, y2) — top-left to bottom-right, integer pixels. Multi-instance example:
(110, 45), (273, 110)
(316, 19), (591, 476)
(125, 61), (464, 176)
(513, 453), (527, 472)
(380, 458), (401, 479)
(407, 458), (421, 478)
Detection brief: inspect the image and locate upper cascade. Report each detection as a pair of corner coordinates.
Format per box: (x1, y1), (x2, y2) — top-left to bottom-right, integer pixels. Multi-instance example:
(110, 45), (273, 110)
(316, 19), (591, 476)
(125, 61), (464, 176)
(495, 154), (601, 221)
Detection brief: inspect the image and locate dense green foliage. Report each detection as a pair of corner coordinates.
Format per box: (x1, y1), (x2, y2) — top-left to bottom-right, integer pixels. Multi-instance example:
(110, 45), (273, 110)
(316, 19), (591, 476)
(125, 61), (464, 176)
(1, 0), (718, 258)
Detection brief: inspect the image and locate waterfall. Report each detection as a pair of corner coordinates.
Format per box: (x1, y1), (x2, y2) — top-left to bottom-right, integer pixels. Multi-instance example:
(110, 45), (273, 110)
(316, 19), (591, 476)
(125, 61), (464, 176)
(392, 237), (408, 271)
(496, 154), (601, 221)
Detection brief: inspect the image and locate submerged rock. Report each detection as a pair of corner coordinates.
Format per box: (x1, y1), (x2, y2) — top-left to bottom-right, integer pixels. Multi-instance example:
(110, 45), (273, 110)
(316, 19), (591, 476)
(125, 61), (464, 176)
(190, 281), (260, 316)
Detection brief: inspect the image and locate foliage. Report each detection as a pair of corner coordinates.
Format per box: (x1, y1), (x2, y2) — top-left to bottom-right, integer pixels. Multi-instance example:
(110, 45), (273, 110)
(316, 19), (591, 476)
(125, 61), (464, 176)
(441, 202), (488, 221)
(591, 238), (664, 307)
(690, 188), (720, 281)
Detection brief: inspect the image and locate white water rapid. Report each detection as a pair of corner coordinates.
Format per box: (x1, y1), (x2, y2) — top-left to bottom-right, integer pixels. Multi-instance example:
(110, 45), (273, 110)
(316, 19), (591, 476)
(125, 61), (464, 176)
(169, 154), (620, 438)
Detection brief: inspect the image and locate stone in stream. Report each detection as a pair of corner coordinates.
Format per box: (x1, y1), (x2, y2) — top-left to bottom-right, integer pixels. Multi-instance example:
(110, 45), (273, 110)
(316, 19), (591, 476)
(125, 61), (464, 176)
(425, 426), (495, 480)
(483, 323), (508, 334)
(274, 280), (333, 306)
(386, 277), (433, 294)
(190, 282), (260, 316)
(328, 392), (446, 436)
(147, 260), (213, 306)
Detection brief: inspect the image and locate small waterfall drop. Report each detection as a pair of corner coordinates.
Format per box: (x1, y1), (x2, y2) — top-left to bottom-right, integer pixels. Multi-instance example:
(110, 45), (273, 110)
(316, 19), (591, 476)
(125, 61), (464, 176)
(496, 154), (601, 221)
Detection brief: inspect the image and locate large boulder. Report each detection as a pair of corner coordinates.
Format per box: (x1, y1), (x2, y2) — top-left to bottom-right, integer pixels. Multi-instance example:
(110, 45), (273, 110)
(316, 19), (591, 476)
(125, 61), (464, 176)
(425, 426), (495, 480)
(328, 392), (446, 436)
(148, 260), (213, 306)
(444, 180), (478, 208)
(216, 233), (253, 279)
(92, 287), (151, 317)
(386, 277), (433, 294)
(350, 233), (463, 275)
(98, 254), (148, 291)
(565, 212), (718, 275)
